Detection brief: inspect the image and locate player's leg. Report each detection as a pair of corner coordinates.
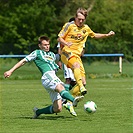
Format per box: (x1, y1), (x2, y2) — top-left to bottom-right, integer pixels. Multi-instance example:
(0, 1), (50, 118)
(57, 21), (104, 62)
(33, 92), (62, 119)
(63, 70), (86, 116)
(33, 71), (84, 118)
(61, 53), (86, 95)
(57, 83), (83, 106)
(72, 61), (87, 96)
(33, 76), (63, 119)
(33, 99), (63, 119)
(56, 83), (84, 116)
(62, 64), (78, 116)
(61, 60), (83, 116)
(63, 101), (77, 116)
(63, 78), (78, 116)
(43, 71), (81, 104)
(72, 84), (80, 96)
(48, 72), (84, 105)
(63, 66), (81, 96)
(62, 78), (71, 105)
(64, 78), (71, 91)
(72, 76), (86, 97)
(63, 64), (77, 91)
(69, 80), (76, 90)
(33, 85), (82, 118)
(61, 52), (83, 94)
(33, 100), (62, 117)
(71, 77), (86, 97)
(65, 67), (77, 90)
(63, 64), (72, 91)
(62, 64), (75, 102)
(68, 56), (87, 95)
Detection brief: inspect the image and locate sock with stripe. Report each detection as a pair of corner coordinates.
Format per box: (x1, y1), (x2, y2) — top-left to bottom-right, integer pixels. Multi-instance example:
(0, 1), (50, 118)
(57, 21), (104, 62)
(36, 105), (54, 116)
(60, 90), (74, 102)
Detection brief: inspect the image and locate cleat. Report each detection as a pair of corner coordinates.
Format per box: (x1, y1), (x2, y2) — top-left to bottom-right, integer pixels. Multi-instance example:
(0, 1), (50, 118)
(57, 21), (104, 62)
(63, 103), (77, 117)
(80, 86), (87, 95)
(32, 107), (39, 119)
(73, 95), (84, 107)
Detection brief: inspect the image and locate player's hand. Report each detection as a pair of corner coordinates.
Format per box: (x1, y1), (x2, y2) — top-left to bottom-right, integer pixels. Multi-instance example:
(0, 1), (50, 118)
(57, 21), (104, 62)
(4, 71), (12, 78)
(108, 31), (115, 36)
(66, 42), (72, 47)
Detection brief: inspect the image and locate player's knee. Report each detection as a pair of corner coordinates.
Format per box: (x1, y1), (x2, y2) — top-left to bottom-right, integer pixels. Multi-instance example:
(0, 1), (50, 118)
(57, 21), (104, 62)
(55, 84), (65, 93)
(53, 99), (63, 113)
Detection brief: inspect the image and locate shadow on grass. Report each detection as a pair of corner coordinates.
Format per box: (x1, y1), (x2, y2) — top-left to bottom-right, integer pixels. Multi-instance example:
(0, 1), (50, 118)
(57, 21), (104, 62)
(18, 115), (73, 120)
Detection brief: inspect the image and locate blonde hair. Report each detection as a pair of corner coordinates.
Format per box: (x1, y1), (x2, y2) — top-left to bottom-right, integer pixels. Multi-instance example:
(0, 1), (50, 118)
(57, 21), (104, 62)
(76, 8), (88, 18)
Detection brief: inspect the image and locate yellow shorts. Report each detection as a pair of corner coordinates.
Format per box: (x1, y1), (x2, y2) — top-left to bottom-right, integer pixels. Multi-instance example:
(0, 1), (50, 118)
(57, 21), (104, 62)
(61, 51), (85, 77)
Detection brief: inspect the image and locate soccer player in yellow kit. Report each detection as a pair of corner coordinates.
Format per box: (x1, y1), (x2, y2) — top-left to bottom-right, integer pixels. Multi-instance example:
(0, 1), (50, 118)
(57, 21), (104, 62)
(57, 8), (115, 96)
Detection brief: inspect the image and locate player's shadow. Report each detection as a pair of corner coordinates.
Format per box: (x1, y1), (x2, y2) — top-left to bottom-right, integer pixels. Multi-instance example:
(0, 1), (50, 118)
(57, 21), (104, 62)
(18, 115), (73, 120)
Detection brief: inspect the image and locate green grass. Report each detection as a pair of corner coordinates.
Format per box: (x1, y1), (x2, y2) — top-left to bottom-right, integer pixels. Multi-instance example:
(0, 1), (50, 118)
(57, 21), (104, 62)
(0, 79), (132, 133)
(0, 59), (132, 133)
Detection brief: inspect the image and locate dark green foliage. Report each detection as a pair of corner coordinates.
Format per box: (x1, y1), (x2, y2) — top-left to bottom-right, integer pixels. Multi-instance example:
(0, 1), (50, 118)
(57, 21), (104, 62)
(0, 0), (132, 60)
(87, 0), (132, 61)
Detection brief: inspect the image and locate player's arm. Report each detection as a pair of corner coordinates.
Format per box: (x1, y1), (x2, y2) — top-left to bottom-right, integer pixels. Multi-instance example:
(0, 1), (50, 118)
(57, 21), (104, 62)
(94, 31), (115, 39)
(4, 58), (27, 78)
(57, 37), (72, 47)
(57, 22), (72, 47)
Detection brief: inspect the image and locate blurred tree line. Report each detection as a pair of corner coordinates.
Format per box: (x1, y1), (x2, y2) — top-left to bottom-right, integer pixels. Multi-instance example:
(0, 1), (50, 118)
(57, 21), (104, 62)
(0, 0), (132, 61)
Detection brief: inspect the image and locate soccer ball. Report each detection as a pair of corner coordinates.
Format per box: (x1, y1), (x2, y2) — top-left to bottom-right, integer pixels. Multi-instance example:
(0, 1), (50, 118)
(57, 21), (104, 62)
(84, 101), (97, 113)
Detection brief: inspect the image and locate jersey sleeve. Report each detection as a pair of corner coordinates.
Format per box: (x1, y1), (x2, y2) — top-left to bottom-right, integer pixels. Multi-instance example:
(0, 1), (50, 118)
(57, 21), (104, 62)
(24, 50), (37, 62)
(87, 25), (95, 38)
(58, 22), (70, 38)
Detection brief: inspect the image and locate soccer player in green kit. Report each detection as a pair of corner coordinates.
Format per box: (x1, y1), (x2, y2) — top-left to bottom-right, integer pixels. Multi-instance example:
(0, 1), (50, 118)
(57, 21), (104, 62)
(4, 35), (83, 119)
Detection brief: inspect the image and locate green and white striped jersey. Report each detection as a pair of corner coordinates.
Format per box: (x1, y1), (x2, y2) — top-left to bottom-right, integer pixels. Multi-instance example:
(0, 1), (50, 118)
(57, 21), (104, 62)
(25, 50), (59, 75)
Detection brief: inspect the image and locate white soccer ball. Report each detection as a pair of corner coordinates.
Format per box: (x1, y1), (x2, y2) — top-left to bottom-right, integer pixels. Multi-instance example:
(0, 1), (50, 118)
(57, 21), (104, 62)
(84, 101), (97, 113)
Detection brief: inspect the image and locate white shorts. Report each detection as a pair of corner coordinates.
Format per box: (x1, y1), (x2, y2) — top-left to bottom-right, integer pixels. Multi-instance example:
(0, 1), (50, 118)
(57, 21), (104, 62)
(41, 71), (63, 103)
(63, 64), (75, 81)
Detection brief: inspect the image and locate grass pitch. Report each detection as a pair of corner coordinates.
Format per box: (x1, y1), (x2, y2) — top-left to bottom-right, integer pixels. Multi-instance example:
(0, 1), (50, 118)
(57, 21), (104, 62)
(0, 78), (132, 133)
(0, 60), (132, 133)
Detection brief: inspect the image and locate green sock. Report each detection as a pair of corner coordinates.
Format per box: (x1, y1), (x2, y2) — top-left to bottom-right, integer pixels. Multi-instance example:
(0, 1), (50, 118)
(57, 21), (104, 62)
(36, 105), (54, 116)
(64, 84), (71, 91)
(60, 90), (74, 102)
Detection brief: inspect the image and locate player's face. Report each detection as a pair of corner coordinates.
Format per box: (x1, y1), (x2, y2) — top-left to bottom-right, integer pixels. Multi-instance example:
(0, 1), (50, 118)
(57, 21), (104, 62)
(75, 13), (86, 27)
(39, 40), (50, 52)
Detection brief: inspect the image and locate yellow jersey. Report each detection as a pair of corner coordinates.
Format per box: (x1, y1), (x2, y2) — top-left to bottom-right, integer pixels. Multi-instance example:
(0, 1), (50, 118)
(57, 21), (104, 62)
(58, 21), (95, 55)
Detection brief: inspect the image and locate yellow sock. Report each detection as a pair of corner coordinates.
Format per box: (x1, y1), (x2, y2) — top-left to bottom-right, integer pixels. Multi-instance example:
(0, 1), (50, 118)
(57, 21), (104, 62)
(73, 68), (83, 88)
(72, 84), (81, 97)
